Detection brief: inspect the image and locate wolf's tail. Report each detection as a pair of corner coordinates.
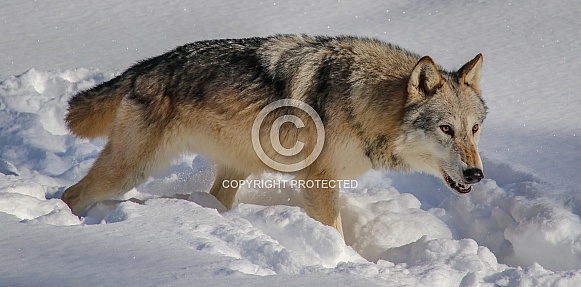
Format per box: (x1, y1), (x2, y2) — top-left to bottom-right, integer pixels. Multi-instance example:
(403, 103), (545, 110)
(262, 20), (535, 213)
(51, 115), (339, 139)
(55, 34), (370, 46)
(66, 75), (132, 138)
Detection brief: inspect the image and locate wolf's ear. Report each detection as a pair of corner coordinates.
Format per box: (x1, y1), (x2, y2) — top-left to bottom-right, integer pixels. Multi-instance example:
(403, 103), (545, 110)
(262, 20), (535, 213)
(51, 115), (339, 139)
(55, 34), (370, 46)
(407, 56), (442, 105)
(458, 54), (483, 94)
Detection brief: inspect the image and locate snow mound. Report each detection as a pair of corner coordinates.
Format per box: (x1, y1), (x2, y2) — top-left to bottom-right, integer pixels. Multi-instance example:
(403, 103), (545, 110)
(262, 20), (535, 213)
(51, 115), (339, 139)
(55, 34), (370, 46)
(1, 60), (581, 286)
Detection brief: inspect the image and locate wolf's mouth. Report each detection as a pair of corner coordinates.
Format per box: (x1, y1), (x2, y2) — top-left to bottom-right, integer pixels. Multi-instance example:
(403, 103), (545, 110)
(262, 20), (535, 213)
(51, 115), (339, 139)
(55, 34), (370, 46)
(444, 174), (472, 193)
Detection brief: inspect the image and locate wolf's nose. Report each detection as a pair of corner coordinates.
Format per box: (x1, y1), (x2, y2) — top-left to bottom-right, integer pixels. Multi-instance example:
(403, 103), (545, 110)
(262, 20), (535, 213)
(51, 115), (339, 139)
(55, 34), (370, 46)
(463, 168), (484, 184)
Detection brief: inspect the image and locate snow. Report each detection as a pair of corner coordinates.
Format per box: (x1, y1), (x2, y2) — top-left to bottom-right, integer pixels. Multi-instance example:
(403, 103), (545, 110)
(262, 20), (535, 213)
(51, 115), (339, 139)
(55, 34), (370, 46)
(1, 0), (581, 286)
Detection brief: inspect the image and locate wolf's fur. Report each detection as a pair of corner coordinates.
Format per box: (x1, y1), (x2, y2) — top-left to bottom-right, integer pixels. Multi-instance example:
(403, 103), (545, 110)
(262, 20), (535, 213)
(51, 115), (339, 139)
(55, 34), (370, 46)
(62, 35), (487, 236)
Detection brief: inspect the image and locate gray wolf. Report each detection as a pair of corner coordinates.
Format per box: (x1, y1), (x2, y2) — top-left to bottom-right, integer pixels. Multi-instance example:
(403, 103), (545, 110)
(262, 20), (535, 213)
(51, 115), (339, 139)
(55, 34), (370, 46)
(62, 35), (487, 236)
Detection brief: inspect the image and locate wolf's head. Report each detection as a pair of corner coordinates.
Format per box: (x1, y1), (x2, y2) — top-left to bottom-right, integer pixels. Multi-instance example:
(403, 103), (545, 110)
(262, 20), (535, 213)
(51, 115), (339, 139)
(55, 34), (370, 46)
(397, 54), (487, 193)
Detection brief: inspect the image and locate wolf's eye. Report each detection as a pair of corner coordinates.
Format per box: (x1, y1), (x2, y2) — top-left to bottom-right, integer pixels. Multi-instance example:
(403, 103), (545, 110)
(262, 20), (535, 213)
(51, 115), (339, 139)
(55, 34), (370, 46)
(472, 124), (480, 134)
(439, 125), (454, 137)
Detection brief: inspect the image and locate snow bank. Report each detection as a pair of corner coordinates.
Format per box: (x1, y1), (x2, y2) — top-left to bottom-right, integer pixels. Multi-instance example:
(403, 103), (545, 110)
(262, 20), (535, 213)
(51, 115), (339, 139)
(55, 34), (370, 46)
(2, 0), (581, 283)
(2, 64), (581, 286)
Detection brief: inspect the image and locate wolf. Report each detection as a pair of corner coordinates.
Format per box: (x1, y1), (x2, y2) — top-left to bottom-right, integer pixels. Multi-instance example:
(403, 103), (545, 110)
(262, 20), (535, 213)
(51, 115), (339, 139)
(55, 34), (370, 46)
(62, 34), (487, 236)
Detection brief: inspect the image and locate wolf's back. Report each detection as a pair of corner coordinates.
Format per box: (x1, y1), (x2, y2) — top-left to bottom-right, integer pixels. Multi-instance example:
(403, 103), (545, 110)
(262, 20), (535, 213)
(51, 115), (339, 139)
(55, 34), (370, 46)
(66, 74), (132, 138)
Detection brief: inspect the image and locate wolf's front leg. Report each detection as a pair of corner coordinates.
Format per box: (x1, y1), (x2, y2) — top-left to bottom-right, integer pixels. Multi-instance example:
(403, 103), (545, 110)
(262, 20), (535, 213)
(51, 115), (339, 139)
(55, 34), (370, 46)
(300, 179), (344, 237)
(209, 165), (249, 210)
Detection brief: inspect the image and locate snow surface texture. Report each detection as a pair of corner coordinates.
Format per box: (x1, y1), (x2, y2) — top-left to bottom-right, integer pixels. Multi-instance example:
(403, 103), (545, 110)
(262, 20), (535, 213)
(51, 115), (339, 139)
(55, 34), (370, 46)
(1, 1), (580, 286)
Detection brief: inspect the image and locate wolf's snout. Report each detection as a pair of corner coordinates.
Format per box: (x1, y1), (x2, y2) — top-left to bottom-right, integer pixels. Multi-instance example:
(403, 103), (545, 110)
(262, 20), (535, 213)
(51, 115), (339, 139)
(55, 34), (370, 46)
(463, 168), (484, 184)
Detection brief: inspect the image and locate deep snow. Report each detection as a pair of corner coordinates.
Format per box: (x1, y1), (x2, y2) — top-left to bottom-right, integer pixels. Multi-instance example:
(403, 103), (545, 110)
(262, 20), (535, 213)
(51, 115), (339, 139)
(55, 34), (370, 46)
(1, 1), (581, 286)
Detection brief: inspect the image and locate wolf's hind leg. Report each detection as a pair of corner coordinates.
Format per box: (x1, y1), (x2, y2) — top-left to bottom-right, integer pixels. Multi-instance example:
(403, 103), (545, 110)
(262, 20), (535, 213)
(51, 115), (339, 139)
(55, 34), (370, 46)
(209, 165), (249, 210)
(62, 142), (158, 215)
(62, 105), (173, 215)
